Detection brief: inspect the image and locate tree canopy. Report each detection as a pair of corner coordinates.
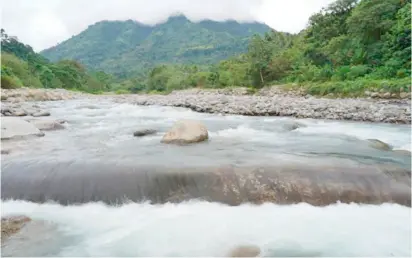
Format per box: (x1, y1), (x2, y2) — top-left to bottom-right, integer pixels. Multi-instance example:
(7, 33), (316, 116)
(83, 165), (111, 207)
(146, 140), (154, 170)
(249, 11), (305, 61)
(1, 29), (113, 93)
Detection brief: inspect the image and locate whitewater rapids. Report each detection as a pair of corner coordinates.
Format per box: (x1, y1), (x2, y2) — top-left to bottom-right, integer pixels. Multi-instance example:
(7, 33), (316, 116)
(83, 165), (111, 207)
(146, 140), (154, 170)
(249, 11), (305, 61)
(1, 99), (411, 256)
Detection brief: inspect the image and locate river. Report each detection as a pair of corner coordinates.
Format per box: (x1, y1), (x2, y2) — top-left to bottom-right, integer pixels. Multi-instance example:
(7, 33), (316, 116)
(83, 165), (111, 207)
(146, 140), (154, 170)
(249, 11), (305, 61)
(1, 99), (411, 256)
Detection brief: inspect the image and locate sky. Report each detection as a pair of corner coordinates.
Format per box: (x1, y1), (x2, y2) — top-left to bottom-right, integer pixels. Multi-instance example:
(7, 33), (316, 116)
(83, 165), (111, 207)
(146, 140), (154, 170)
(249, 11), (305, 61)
(1, 0), (334, 51)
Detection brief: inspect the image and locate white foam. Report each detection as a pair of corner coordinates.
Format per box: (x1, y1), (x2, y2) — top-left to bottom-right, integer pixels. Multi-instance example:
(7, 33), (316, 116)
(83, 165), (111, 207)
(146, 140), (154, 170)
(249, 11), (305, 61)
(2, 200), (410, 257)
(296, 121), (411, 150)
(210, 124), (276, 142)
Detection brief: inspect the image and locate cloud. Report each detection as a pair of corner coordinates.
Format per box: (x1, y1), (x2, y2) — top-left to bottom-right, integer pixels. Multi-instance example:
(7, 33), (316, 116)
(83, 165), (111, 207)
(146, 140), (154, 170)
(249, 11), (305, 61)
(1, 0), (334, 51)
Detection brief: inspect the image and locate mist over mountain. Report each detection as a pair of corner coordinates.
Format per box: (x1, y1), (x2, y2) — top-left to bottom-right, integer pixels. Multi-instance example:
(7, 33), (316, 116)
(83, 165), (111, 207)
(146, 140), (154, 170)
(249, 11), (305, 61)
(41, 15), (271, 77)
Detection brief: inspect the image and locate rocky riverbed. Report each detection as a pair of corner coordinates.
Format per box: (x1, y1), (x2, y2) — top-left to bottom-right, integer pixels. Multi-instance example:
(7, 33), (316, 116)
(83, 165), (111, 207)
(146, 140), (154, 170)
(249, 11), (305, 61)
(114, 87), (411, 124)
(1, 87), (411, 123)
(1, 88), (89, 117)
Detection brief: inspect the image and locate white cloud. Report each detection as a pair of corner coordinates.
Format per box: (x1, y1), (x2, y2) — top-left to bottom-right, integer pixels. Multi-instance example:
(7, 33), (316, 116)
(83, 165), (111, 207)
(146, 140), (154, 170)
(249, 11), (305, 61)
(1, 0), (334, 51)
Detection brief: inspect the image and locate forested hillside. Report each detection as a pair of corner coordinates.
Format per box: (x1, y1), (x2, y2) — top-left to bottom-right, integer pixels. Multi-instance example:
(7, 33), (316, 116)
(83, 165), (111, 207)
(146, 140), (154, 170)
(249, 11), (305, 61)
(3, 0), (410, 96)
(1, 29), (112, 93)
(132, 0), (410, 95)
(41, 15), (271, 78)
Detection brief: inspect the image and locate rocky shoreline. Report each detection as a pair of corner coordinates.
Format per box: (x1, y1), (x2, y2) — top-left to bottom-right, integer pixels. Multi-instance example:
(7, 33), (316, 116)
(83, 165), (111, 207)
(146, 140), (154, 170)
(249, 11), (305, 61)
(1, 88), (89, 117)
(1, 87), (411, 124)
(113, 88), (411, 124)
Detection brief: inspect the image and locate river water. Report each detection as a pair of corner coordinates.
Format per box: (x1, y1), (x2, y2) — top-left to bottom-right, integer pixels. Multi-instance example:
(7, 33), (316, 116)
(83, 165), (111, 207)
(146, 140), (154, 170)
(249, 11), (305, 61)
(1, 99), (411, 256)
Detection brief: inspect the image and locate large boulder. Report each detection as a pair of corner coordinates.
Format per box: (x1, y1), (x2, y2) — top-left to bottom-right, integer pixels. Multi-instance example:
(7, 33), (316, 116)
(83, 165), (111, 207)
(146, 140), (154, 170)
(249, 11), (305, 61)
(161, 120), (209, 144)
(367, 139), (392, 151)
(1, 117), (45, 140)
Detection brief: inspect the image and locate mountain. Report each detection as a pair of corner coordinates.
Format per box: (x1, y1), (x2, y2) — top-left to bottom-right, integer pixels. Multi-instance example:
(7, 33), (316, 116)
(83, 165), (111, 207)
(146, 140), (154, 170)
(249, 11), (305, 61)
(41, 15), (271, 77)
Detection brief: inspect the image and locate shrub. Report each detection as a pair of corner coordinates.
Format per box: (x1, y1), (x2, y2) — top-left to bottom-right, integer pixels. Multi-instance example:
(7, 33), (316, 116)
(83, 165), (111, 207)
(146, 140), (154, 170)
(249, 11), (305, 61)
(115, 89), (129, 94)
(346, 65), (370, 80)
(1, 75), (22, 89)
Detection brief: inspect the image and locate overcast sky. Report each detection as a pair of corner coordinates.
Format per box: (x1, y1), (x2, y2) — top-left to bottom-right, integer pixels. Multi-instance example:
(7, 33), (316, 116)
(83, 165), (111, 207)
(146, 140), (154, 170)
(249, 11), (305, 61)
(1, 0), (334, 51)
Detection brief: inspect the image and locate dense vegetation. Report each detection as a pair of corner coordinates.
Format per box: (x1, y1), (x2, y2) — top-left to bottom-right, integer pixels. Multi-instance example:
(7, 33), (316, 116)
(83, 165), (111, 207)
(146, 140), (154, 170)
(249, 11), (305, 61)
(125, 0), (410, 95)
(41, 16), (270, 78)
(3, 0), (410, 97)
(1, 29), (112, 93)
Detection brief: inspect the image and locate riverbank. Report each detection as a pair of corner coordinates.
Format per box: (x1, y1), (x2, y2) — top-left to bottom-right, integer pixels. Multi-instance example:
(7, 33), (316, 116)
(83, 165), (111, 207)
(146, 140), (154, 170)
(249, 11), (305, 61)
(114, 87), (411, 124)
(1, 87), (410, 123)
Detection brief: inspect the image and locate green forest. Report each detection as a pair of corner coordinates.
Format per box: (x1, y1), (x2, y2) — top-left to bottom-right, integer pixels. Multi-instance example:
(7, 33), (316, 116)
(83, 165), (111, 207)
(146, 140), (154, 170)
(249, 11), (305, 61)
(132, 0), (411, 96)
(1, 29), (112, 93)
(41, 16), (270, 78)
(1, 0), (411, 96)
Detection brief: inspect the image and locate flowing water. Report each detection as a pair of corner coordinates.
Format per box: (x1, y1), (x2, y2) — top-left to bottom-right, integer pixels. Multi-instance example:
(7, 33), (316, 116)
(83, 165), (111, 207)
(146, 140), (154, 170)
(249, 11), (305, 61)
(1, 99), (411, 256)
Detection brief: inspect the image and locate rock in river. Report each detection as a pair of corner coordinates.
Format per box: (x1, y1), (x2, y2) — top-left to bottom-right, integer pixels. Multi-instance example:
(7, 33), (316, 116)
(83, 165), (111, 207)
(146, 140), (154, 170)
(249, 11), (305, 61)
(1, 216), (31, 243)
(392, 149), (411, 156)
(367, 139), (392, 151)
(133, 129), (157, 137)
(32, 111), (50, 117)
(161, 120), (209, 144)
(1, 117), (45, 140)
(1, 149), (11, 155)
(28, 119), (66, 131)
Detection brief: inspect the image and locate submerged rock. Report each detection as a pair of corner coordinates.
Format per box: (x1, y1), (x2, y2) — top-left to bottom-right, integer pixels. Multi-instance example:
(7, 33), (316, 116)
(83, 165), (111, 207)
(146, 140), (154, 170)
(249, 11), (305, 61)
(28, 119), (65, 131)
(11, 109), (27, 116)
(283, 122), (306, 131)
(161, 120), (208, 144)
(1, 216), (31, 243)
(32, 111), (50, 117)
(1, 117), (45, 140)
(367, 139), (392, 151)
(133, 129), (157, 137)
(1, 161), (410, 207)
(1, 149), (11, 155)
(228, 245), (261, 257)
(392, 149), (411, 156)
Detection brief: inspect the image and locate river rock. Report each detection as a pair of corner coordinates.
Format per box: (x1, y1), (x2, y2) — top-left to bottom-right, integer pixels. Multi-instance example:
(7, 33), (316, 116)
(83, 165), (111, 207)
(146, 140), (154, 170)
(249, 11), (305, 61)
(56, 119), (68, 124)
(32, 111), (50, 117)
(400, 92), (410, 99)
(367, 139), (392, 151)
(382, 92), (391, 99)
(161, 120), (209, 144)
(228, 245), (261, 257)
(1, 148), (11, 155)
(133, 129), (157, 137)
(29, 119), (66, 131)
(392, 149), (411, 156)
(1, 117), (45, 140)
(11, 109), (27, 116)
(370, 92), (380, 98)
(283, 122), (306, 131)
(1, 216), (31, 243)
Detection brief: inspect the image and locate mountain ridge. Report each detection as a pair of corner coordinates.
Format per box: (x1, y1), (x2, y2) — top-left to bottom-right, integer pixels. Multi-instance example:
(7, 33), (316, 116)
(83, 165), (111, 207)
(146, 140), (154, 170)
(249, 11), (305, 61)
(40, 15), (272, 77)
